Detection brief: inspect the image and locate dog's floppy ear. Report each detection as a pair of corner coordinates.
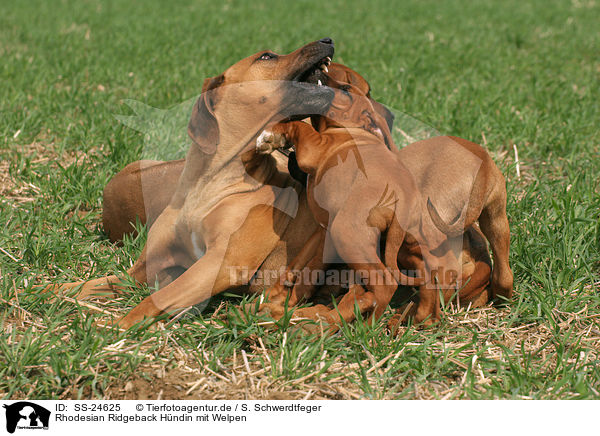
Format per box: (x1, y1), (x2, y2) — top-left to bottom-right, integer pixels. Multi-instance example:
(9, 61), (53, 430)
(188, 74), (225, 154)
(355, 94), (396, 150)
(371, 99), (395, 131)
(362, 110), (395, 151)
(378, 117), (395, 150)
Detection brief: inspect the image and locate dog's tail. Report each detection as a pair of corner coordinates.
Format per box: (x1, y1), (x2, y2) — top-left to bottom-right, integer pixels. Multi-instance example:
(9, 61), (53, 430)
(370, 185), (424, 286)
(384, 213), (424, 287)
(427, 198), (482, 238)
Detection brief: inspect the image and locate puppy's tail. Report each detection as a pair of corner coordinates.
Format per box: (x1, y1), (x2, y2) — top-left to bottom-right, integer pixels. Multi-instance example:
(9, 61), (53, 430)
(384, 214), (424, 287)
(427, 198), (478, 237)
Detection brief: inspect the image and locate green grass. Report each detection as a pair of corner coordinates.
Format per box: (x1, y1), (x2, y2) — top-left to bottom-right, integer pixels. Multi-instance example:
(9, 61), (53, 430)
(1, 0), (599, 399)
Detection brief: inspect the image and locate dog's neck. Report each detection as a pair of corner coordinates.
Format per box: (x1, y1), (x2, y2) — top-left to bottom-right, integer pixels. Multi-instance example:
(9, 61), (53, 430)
(171, 116), (285, 210)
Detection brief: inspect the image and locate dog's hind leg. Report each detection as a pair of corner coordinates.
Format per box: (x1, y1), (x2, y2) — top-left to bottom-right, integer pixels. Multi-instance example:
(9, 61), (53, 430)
(307, 284), (377, 329)
(455, 226), (492, 305)
(263, 228), (325, 306)
(253, 229), (326, 320)
(328, 216), (399, 323)
(478, 174), (513, 300)
(285, 228), (331, 305)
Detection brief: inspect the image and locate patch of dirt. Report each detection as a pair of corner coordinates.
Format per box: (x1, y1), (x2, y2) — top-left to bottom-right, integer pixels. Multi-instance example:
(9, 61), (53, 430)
(0, 137), (105, 205)
(99, 331), (364, 400)
(108, 366), (353, 400)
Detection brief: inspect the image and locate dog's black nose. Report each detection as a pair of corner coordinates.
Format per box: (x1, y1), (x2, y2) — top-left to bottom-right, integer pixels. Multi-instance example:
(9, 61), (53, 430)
(319, 37), (334, 46)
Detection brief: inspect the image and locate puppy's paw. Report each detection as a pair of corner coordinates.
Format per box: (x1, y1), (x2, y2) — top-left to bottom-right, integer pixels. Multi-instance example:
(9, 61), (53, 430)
(256, 129), (287, 154)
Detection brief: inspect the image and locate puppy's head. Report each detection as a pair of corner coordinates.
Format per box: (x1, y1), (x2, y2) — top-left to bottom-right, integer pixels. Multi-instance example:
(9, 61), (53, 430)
(315, 76), (395, 150)
(319, 63), (395, 132)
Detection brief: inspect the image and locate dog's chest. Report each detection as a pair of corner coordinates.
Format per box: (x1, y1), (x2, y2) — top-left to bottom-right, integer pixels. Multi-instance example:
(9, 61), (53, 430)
(174, 178), (301, 261)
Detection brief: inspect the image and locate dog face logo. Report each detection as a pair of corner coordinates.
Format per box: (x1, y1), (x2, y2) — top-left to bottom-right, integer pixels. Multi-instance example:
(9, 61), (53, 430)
(2, 402), (50, 434)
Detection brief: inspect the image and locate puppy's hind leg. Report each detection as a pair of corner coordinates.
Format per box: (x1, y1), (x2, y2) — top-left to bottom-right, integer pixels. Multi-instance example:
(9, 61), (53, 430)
(453, 226), (492, 305)
(329, 217), (399, 323)
(478, 176), (513, 301)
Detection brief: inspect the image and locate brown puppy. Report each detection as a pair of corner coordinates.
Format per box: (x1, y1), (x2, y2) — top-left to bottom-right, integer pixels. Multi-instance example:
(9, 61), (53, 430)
(400, 136), (513, 302)
(256, 82), (462, 326)
(45, 39), (338, 328)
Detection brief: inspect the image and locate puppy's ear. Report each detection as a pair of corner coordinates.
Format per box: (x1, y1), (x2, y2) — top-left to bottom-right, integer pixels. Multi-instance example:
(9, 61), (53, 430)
(362, 110), (396, 151)
(188, 74), (225, 154)
(378, 117), (395, 150)
(371, 99), (395, 131)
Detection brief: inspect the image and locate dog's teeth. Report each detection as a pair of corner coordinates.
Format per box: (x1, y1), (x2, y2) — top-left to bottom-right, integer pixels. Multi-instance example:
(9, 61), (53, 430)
(323, 65), (328, 73)
(317, 79), (322, 86)
(325, 57), (331, 65)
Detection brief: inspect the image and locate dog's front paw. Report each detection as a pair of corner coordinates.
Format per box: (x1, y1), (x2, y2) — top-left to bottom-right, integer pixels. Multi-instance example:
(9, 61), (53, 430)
(256, 129), (287, 154)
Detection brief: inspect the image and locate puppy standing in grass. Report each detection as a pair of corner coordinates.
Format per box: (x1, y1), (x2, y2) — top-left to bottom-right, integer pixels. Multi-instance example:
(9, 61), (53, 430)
(256, 80), (463, 326)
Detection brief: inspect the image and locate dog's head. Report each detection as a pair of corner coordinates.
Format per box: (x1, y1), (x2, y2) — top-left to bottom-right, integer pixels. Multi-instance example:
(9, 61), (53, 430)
(188, 39), (336, 155)
(309, 62), (395, 132)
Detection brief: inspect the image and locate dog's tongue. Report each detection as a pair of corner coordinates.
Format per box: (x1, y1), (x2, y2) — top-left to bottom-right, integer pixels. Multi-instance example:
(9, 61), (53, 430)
(306, 68), (327, 85)
(304, 57), (331, 86)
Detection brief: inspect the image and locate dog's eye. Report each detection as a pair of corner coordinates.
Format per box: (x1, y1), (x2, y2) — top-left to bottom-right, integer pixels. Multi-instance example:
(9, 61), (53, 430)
(258, 52), (277, 61)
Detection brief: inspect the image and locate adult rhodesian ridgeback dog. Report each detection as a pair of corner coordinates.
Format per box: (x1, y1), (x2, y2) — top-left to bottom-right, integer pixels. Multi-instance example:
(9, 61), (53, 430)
(46, 38), (340, 328)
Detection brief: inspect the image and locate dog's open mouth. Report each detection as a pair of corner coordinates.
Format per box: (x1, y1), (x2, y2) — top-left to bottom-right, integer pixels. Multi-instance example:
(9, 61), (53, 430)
(294, 56), (332, 86)
(282, 45), (335, 123)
